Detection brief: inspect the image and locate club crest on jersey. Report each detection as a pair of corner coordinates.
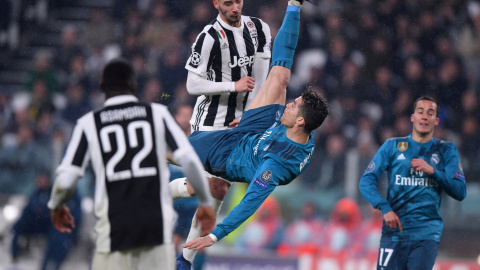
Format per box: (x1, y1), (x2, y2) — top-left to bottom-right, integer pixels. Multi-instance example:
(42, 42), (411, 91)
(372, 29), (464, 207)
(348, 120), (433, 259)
(430, 153), (439, 165)
(366, 161), (375, 172)
(397, 142), (408, 152)
(254, 178), (268, 189)
(261, 170), (272, 182)
(190, 52), (201, 66)
(247, 21), (255, 28)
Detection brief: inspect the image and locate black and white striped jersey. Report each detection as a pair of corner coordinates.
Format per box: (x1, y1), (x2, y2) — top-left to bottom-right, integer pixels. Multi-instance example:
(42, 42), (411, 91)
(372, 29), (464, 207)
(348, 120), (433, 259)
(51, 95), (192, 252)
(186, 15), (271, 131)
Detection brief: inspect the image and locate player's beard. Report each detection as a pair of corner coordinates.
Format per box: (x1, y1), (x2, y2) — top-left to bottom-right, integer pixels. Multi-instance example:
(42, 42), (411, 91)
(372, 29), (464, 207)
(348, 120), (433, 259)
(220, 10), (241, 26)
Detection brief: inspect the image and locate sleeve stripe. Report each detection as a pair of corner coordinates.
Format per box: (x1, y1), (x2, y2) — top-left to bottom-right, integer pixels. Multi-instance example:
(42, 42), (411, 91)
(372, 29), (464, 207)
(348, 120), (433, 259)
(164, 119), (178, 152)
(72, 132), (88, 167)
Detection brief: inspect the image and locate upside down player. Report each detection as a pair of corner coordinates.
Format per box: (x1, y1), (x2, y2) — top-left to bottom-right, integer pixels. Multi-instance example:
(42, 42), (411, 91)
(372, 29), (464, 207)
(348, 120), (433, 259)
(169, 0), (327, 268)
(359, 96), (466, 270)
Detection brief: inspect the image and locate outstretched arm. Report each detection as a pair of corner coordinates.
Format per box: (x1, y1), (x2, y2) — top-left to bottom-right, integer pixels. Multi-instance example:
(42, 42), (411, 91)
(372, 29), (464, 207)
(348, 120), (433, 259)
(183, 159), (289, 250)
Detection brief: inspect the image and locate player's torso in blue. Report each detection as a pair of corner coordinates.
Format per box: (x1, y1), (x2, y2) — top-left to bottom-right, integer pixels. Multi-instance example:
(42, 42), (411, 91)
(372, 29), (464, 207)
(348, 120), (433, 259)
(382, 136), (450, 242)
(226, 125), (314, 184)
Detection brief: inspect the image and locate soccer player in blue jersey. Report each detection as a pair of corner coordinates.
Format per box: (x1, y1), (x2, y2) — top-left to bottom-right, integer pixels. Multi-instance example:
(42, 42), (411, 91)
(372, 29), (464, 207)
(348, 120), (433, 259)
(170, 0), (327, 268)
(359, 96), (466, 270)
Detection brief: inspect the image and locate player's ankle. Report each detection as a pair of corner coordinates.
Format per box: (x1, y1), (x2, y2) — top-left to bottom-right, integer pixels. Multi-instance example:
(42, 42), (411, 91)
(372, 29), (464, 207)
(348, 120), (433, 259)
(169, 178), (193, 200)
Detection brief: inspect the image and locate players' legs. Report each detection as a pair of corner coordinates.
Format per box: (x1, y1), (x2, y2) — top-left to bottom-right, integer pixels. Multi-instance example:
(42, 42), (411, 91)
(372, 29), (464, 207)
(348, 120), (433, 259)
(376, 240), (408, 270)
(170, 176), (230, 201)
(406, 240), (438, 270)
(182, 177), (228, 262)
(247, 3), (302, 111)
(170, 176), (230, 263)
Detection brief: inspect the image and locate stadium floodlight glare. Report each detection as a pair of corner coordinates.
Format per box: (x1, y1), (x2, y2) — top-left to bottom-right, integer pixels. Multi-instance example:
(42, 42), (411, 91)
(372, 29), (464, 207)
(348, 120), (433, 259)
(3, 204), (19, 221)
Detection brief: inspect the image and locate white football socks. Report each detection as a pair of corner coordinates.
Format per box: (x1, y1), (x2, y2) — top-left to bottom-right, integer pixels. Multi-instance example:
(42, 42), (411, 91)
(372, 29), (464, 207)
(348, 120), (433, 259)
(183, 198), (223, 263)
(169, 178), (192, 200)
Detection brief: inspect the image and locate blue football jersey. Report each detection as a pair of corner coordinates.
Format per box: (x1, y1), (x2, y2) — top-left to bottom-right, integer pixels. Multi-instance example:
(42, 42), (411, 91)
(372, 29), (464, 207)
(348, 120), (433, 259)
(227, 124), (314, 185)
(359, 135), (466, 243)
(211, 124), (315, 240)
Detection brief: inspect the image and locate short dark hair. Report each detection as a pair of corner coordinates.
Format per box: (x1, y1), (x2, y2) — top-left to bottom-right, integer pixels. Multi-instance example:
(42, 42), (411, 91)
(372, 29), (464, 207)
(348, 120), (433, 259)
(101, 57), (137, 92)
(413, 96), (439, 117)
(298, 87), (329, 133)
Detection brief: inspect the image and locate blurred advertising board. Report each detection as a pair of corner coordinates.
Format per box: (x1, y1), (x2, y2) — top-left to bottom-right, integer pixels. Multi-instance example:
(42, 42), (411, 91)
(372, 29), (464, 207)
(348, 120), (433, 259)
(204, 254), (480, 270)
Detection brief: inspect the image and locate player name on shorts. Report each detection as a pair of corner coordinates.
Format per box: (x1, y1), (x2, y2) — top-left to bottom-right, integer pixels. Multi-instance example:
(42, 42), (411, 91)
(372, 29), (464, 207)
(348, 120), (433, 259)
(395, 174), (438, 187)
(100, 106), (147, 124)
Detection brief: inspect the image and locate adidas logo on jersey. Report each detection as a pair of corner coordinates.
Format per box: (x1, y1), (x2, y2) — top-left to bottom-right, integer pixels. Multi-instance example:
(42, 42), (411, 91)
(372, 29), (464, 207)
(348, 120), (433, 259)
(221, 43), (229, 50)
(397, 153), (406, 160)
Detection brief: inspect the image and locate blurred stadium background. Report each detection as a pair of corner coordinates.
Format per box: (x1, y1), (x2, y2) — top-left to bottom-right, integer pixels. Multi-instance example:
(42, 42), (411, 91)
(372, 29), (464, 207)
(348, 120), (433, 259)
(0, 0), (480, 269)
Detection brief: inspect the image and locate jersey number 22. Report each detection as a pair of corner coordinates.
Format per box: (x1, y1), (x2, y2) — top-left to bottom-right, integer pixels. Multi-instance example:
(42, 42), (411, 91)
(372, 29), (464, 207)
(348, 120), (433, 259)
(100, 121), (157, 181)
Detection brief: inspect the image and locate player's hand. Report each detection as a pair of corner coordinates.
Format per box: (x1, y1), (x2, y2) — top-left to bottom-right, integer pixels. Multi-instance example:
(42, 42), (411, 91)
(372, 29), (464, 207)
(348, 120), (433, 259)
(182, 235), (215, 250)
(228, 119), (240, 128)
(50, 205), (75, 233)
(411, 158), (434, 175)
(234, 76), (255, 92)
(195, 205), (215, 236)
(383, 210), (403, 232)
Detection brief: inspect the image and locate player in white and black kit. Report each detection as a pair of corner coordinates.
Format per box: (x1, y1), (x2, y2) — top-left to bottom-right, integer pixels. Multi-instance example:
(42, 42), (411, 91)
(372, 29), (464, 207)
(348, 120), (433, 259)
(186, 0), (272, 131)
(47, 58), (215, 270)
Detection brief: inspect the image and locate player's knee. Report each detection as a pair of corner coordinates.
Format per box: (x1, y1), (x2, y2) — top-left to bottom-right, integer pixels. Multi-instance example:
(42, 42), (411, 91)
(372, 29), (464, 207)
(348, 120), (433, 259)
(208, 177), (230, 200)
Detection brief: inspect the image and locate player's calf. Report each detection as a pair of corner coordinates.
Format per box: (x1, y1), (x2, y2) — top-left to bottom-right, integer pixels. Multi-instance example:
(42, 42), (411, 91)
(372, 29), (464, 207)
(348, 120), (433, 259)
(208, 177), (230, 201)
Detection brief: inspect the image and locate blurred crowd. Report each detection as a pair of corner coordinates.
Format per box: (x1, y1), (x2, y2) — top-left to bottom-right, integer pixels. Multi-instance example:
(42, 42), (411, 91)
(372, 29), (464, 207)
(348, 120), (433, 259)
(1, 0), (480, 264)
(235, 196), (382, 260)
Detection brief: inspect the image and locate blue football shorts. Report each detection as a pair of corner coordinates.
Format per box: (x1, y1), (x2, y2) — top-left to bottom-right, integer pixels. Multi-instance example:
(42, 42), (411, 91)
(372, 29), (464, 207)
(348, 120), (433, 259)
(376, 240), (438, 270)
(188, 104), (285, 177)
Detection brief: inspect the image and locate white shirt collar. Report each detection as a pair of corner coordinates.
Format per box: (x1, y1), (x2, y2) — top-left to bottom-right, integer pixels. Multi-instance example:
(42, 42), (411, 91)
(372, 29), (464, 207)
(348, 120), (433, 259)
(104, 95), (139, 107)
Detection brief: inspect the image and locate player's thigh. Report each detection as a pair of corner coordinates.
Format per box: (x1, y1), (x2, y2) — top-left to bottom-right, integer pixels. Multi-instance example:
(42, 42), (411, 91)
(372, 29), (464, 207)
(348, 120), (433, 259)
(406, 240), (438, 270)
(377, 241), (408, 270)
(248, 66), (289, 110)
(138, 243), (175, 270)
